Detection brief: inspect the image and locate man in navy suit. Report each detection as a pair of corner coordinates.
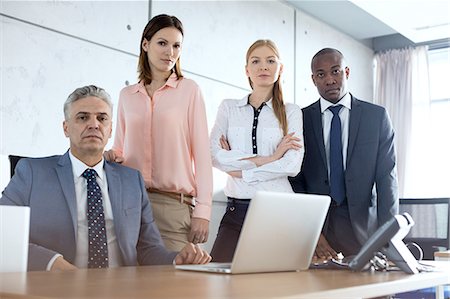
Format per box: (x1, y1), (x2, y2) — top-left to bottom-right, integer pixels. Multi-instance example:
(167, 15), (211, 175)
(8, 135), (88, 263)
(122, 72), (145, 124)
(0, 85), (211, 271)
(289, 48), (398, 258)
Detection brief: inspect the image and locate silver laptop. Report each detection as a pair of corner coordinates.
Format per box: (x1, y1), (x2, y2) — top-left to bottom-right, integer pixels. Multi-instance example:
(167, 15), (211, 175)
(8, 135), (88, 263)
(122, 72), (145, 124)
(0, 205), (30, 272)
(176, 191), (330, 274)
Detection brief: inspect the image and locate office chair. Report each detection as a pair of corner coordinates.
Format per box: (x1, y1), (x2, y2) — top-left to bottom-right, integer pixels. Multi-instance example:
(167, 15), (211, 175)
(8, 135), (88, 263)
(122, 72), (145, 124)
(399, 198), (450, 260)
(8, 155), (26, 178)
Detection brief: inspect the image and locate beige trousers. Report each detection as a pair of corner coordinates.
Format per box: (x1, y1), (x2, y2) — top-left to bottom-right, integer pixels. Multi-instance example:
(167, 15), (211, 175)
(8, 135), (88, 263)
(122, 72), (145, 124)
(147, 191), (192, 251)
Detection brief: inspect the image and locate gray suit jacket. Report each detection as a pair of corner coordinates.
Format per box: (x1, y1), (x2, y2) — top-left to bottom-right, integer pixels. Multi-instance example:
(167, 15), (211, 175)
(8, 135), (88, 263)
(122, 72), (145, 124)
(0, 151), (177, 271)
(289, 95), (399, 245)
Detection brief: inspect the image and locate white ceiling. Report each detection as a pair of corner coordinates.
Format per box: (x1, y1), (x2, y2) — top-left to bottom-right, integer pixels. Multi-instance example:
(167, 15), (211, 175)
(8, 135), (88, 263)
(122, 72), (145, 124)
(286, 0), (450, 46)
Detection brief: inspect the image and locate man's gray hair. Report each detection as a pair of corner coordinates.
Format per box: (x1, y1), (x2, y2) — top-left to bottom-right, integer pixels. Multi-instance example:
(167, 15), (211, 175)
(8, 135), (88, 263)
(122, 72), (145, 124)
(64, 85), (113, 120)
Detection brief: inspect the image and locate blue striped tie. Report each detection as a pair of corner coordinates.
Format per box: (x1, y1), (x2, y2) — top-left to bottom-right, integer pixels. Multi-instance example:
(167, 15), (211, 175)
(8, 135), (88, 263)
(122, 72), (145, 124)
(82, 169), (109, 268)
(329, 105), (346, 204)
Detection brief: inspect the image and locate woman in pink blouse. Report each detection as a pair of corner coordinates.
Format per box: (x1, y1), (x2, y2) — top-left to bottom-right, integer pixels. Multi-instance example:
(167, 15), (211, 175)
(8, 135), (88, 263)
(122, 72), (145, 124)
(209, 39), (304, 262)
(104, 14), (212, 251)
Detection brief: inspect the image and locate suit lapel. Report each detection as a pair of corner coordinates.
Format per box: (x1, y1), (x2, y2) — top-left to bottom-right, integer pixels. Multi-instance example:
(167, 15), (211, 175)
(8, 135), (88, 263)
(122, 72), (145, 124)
(310, 101), (328, 169)
(347, 96), (362, 163)
(105, 162), (122, 239)
(56, 152), (77, 237)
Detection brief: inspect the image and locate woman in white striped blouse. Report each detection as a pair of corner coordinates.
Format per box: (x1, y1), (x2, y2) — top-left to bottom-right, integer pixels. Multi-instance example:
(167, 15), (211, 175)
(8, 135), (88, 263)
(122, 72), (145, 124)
(209, 39), (305, 262)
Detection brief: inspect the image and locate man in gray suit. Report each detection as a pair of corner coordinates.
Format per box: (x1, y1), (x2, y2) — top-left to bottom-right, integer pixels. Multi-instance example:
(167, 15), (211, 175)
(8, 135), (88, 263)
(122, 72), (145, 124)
(0, 85), (211, 271)
(289, 48), (398, 258)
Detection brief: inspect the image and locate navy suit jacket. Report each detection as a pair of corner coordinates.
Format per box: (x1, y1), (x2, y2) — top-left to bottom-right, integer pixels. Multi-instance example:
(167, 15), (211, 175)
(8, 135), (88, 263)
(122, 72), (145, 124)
(289, 95), (399, 245)
(0, 151), (177, 271)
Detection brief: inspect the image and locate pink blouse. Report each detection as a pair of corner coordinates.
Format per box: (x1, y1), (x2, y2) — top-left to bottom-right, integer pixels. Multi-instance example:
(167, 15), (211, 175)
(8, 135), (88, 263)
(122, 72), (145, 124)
(112, 74), (212, 220)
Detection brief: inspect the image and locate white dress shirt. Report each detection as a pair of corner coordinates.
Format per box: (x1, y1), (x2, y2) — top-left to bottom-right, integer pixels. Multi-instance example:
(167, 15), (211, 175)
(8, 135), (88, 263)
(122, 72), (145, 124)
(320, 93), (352, 175)
(210, 95), (304, 199)
(69, 151), (122, 268)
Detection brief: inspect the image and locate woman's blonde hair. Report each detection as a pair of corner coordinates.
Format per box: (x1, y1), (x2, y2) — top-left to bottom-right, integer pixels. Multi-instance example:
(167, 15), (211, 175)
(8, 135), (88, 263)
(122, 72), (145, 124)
(246, 39), (287, 136)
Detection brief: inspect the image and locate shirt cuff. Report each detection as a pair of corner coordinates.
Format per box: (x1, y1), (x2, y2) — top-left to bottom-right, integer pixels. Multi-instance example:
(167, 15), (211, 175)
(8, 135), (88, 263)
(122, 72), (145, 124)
(242, 168), (256, 183)
(46, 254), (63, 271)
(216, 151), (256, 170)
(192, 202), (212, 220)
(238, 159), (257, 170)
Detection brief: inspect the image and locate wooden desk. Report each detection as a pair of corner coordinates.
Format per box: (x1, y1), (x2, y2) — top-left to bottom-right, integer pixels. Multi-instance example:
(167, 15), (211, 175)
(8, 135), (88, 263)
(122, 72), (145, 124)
(1, 263), (449, 299)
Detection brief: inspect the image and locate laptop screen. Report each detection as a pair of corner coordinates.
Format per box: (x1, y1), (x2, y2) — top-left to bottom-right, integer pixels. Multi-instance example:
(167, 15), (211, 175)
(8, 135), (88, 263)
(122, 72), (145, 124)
(176, 191), (331, 274)
(0, 205), (30, 272)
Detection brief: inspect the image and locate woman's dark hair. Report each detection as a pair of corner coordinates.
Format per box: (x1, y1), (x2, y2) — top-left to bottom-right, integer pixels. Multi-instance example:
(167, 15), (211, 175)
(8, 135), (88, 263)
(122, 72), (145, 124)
(138, 14), (184, 84)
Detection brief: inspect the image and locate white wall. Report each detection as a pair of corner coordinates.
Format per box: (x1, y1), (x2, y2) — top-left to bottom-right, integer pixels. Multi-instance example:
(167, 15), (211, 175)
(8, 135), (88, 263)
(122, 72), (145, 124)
(152, 1), (296, 103)
(0, 0), (149, 188)
(0, 0), (373, 252)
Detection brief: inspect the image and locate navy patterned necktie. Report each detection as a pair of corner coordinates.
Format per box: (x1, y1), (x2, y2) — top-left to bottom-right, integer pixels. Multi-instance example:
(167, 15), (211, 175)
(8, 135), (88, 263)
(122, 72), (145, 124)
(82, 168), (109, 268)
(328, 105), (346, 204)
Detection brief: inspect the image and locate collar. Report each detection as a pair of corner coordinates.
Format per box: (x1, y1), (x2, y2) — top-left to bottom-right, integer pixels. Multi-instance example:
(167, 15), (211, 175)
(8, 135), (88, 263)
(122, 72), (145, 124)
(320, 93), (352, 113)
(69, 150), (105, 180)
(131, 73), (180, 94)
(236, 94), (274, 109)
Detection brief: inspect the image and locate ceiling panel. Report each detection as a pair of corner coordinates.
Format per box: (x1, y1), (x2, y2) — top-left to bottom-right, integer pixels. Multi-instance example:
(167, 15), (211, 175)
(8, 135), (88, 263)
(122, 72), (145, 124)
(286, 0), (450, 45)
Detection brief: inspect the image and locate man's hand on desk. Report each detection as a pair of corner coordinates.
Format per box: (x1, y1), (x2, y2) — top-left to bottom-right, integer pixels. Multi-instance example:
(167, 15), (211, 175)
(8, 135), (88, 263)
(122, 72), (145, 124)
(50, 257), (78, 271)
(174, 243), (212, 265)
(313, 234), (339, 262)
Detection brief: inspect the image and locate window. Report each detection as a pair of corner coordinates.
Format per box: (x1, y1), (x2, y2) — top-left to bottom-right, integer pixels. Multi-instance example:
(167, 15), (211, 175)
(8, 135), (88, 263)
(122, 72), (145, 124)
(405, 47), (450, 197)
